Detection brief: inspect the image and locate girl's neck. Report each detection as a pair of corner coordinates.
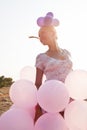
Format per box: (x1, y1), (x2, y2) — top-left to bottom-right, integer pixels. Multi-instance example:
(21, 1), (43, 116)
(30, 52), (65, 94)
(48, 48), (59, 52)
(48, 45), (61, 52)
(47, 41), (60, 52)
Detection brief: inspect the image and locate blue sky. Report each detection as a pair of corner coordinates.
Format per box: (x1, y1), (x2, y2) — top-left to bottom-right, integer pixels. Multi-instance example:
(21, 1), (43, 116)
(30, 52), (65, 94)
(0, 0), (87, 80)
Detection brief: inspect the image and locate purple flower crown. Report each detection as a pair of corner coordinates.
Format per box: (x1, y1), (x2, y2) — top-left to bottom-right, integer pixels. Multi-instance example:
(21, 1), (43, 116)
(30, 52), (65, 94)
(37, 12), (60, 27)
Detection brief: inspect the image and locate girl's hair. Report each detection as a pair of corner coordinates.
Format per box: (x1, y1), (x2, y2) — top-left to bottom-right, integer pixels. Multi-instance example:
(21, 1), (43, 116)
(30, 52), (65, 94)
(38, 26), (57, 37)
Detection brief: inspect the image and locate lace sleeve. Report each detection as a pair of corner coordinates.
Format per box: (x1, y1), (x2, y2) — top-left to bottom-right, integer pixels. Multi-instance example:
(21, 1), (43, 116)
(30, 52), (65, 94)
(35, 54), (44, 71)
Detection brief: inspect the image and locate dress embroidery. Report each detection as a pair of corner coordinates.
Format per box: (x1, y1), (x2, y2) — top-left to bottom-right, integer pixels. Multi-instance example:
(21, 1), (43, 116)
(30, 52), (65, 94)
(35, 49), (73, 83)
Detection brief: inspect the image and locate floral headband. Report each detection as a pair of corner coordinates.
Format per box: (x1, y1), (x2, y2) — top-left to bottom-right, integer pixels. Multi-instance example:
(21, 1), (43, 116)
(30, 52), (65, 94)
(29, 12), (59, 39)
(37, 12), (60, 27)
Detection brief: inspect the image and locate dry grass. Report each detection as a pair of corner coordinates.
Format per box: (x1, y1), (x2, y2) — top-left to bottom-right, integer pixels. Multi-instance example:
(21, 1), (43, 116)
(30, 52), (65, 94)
(0, 87), (13, 115)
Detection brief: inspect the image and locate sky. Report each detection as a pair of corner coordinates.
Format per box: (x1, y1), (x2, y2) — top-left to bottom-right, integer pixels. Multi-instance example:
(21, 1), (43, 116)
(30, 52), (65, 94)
(0, 0), (87, 80)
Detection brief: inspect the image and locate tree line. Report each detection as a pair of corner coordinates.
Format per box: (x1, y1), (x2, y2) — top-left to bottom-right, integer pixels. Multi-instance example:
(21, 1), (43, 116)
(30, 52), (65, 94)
(0, 75), (14, 88)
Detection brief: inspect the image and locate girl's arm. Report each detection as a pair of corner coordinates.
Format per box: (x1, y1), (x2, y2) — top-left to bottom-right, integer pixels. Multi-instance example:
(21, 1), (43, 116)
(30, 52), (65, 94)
(34, 68), (43, 122)
(35, 68), (44, 89)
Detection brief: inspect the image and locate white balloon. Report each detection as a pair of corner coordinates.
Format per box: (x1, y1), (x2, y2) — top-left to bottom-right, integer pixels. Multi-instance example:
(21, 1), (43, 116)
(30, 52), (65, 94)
(9, 79), (37, 109)
(20, 66), (36, 83)
(65, 69), (87, 99)
(64, 100), (87, 129)
(20, 65), (46, 83)
(35, 113), (68, 130)
(37, 80), (69, 113)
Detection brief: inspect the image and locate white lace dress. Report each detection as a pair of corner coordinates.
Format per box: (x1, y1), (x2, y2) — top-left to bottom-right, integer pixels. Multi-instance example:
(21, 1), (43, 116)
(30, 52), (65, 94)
(35, 49), (73, 83)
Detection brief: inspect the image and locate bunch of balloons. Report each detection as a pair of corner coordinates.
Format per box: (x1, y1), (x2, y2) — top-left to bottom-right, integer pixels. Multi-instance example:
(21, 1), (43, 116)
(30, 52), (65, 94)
(37, 12), (60, 27)
(0, 66), (87, 130)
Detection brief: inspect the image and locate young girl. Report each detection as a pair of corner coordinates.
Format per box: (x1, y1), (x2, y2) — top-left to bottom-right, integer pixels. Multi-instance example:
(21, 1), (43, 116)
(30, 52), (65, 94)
(34, 12), (73, 88)
(30, 12), (73, 122)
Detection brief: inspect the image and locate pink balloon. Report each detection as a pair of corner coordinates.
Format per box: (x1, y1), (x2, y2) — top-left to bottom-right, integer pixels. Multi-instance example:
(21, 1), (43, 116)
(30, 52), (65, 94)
(9, 79), (37, 109)
(69, 126), (83, 130)
(20, 66), (36, 83)
(37, 17), (44, 27)
(10, 104), (35, 119)
(34, 113), (68, 130)
(65, 69), (87, 99)
(52, 18), (60, 26)
(46, 12), (54, 17)
(64, 100), (87, 129)
(0, 108), (34, 130)
(37, 80), (69, 113)
(44, 15), (53, 26)
(20, 66), (46, 83)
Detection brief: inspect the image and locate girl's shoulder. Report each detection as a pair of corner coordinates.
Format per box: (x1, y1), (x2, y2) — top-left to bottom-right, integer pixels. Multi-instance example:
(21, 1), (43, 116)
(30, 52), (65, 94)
(36, 53), (45, 59)
(35, 53), (47, 70)
(36, 53), (48, 63)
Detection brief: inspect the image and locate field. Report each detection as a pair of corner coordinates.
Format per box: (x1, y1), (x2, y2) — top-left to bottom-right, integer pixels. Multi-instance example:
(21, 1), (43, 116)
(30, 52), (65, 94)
(0, 87), (13, 115)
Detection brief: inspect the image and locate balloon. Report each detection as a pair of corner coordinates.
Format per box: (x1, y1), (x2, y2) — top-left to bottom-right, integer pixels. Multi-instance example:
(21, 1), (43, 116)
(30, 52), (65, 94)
(34, 113), (68, 130)
(64, 100), (87, 130)
(69, 126), (84, 130)
(37, 12), (59, 27)
(20, 65), (46, 83)
(37, 80), (69, 113)
(20, 66), (36, 83)
(9, 79), (37, 109)
(44, 15), (53, 26)
(65, 69), (87, 99)
(10, 104), (35, 119)
(0, 108), (34, 130)
(46, 12), (54, 17)
(52, 18), (60, 26)
(37, 17), (44, 27)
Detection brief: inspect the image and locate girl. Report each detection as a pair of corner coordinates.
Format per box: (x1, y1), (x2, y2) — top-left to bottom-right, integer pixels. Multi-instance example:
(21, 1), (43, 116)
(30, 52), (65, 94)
(30, 12), (73, 122)
(35, 12), (73, 89)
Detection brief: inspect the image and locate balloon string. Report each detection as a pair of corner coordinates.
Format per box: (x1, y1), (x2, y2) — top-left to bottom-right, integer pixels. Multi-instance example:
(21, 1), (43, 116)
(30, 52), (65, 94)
(29, 36), (39, 39)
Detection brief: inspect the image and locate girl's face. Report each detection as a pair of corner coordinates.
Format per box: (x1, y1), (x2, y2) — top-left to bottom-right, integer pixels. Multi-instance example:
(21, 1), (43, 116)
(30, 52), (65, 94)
(39, 26), (57, 45)
(39, 31), (51, 45)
